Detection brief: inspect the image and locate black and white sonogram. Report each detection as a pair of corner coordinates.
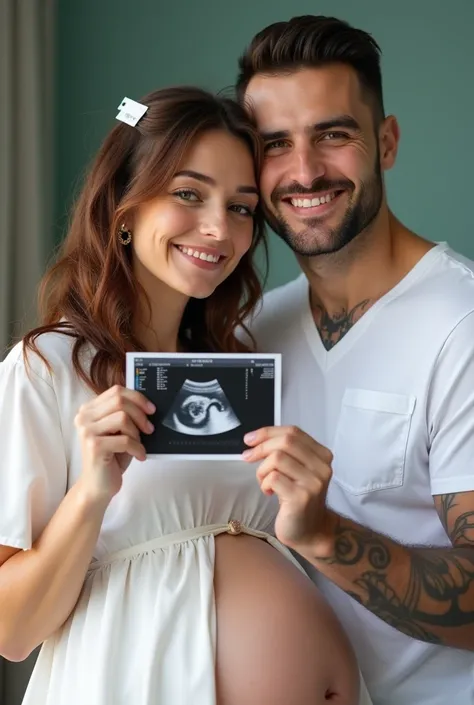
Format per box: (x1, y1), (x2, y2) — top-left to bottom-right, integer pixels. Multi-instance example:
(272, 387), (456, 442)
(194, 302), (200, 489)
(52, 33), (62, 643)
(125, 352), (281, 459)
(162, 378), (241, 435)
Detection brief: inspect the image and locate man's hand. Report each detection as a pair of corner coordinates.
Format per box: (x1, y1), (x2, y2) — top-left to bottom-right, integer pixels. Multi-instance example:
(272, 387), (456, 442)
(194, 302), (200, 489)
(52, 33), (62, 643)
(243, 426), (474, 651)
(242, 425), (336, 556)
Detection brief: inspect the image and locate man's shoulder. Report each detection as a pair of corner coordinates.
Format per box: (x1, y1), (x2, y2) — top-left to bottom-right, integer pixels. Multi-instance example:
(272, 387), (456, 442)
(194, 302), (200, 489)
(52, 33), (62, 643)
(245, 274), (306, 348)
(438, 243), (474, 278)
(265, 274), (306, 307)
(424, 243), (474, 318)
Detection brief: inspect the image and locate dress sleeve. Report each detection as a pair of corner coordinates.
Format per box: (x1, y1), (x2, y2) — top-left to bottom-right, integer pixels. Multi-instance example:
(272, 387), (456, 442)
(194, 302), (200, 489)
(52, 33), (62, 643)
(0, 346), (68, 549)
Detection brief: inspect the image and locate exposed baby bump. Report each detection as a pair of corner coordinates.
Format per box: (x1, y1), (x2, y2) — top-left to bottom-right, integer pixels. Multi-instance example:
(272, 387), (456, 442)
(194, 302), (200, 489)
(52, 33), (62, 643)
(214, 533), (360, 705)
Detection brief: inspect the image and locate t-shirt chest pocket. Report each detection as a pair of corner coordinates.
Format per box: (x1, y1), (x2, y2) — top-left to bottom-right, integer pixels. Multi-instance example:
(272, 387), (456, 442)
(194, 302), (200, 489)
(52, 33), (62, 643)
(332, 389), (416, 495)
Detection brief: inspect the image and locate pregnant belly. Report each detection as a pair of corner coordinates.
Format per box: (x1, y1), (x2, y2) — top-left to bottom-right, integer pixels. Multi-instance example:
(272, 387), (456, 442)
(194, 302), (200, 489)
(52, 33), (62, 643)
(214, 533), (360, 705)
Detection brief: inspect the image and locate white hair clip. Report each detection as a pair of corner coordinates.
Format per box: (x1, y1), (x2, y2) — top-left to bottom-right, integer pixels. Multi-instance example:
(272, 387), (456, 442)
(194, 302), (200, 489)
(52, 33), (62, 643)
(116, 97), (148, 127)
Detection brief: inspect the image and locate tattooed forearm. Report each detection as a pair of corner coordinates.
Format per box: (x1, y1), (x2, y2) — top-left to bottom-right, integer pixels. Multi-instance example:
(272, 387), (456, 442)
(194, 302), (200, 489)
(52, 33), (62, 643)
(313, 503), (474, 649)
(312, 299), (372, 351)
(438, 493), (457, 533)
(437, 493), (474, 546)
(355, 542), (474, 644)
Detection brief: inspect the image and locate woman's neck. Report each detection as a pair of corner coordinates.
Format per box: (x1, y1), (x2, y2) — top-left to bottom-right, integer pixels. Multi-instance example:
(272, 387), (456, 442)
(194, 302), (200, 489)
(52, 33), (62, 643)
(133, 272), (189, 353)
(134, 314), (184, 353)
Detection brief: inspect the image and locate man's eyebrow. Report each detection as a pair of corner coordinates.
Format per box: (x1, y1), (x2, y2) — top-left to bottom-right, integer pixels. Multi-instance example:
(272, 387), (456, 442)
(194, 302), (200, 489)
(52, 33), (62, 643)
(311, 115), (361, 132)
(260, 115), (361, 141)
(260, 130), (290, 142)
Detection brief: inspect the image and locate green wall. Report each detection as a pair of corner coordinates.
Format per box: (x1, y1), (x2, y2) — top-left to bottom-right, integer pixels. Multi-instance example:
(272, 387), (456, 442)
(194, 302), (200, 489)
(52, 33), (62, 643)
(56, 0), (474, 291)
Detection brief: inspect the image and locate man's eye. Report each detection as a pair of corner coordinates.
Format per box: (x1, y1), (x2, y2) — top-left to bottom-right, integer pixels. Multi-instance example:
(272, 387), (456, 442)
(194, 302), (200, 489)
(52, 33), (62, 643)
(322, 132), (348, 141)
(264, 140), (288, 152)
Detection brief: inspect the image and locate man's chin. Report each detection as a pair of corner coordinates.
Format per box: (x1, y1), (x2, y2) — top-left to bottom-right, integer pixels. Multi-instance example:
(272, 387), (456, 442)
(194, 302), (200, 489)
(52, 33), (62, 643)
(272, 224), (334, 256)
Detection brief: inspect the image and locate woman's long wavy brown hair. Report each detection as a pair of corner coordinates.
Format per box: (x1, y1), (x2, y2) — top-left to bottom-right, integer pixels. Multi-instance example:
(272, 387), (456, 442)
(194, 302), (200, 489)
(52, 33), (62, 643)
(23, 86), (267, 394)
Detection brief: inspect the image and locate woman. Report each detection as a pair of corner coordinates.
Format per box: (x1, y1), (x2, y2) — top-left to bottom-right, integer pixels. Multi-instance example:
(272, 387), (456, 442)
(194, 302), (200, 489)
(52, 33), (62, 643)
(0, 87), (365, 704)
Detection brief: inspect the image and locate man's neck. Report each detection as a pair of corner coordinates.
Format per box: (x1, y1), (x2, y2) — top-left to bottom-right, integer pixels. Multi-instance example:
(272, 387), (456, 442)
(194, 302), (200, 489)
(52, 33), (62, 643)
(297, 210), (434, 350)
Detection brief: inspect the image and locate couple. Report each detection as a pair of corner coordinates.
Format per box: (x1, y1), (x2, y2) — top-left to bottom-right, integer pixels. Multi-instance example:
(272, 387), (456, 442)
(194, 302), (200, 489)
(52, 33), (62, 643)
(1, 14), (474, 705)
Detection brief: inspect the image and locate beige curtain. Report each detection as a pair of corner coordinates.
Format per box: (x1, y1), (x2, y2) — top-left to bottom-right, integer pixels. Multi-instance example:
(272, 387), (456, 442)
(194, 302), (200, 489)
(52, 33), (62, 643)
(0, 1), (55, 702)
(0, 0), (55, 361)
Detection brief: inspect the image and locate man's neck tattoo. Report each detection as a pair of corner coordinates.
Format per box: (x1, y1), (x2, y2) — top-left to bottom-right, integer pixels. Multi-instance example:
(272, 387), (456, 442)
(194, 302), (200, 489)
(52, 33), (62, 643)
(312, 299), (372, 351)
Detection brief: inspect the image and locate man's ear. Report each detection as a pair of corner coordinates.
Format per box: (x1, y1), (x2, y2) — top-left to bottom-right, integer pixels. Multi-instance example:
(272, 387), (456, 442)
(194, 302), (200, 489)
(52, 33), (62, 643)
(379, 115), (400, 171)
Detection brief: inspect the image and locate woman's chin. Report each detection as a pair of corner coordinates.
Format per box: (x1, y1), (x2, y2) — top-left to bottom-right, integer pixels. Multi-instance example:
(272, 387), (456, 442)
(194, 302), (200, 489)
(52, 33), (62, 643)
(186, 286), (216, 300)
(175, 280), (217, 300)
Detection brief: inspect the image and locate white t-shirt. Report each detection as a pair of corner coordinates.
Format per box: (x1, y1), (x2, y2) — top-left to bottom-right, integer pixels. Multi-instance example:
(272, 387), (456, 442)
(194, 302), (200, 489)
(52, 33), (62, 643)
(247, 242), (474, 705)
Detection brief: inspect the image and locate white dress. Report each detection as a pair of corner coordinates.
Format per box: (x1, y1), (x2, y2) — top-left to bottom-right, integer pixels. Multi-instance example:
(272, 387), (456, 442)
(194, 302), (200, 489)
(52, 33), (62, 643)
(0, 333), (373, 705)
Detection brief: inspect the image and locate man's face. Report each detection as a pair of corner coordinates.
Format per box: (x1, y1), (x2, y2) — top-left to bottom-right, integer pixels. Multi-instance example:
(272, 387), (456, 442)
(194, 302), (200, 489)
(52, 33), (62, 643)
(245, 65), (396, 257)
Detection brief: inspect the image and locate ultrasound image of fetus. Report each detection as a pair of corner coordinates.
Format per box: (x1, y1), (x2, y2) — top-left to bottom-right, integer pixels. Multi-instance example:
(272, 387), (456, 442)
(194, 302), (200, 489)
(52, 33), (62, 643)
(162, 379), (240, 435)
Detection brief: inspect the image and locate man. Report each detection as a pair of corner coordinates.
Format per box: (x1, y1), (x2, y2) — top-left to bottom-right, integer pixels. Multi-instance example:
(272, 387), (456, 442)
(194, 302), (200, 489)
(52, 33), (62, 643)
(236, 15), (474, 705)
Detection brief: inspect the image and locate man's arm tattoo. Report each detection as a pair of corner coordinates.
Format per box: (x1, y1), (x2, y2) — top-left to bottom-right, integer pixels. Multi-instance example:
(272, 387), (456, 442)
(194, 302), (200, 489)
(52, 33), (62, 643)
(438, 492), (474, 545)
(319, 495), (474, 647)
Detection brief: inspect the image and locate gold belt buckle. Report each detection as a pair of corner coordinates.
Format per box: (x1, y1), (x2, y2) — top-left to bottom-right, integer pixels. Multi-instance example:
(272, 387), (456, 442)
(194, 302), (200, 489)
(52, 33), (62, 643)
(227, 519), (243, 535)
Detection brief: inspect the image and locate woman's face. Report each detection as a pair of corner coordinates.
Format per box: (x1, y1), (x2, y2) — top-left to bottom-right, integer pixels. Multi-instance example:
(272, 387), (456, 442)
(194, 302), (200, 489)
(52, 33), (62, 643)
(130, 129), (259, 301)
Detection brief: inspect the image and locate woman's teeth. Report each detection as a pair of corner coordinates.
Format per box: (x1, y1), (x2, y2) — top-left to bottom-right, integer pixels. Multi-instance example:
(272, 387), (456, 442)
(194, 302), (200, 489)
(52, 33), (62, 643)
(290, 193), (336, 208)
(177, 246), (221, 263)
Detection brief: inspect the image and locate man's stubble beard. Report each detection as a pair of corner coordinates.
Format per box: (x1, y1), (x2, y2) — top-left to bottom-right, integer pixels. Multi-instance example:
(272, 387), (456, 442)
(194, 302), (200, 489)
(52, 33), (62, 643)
(263, 155), (384, 258)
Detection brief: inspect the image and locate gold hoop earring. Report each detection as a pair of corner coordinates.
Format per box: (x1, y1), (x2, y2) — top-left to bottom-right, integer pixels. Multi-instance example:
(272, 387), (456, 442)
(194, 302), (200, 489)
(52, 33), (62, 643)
(118, 224), (132, 246)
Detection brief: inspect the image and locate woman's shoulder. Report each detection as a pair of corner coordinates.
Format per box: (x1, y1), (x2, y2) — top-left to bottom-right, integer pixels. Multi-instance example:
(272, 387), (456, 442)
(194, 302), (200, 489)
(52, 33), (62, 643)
(2, 328), (82, 387)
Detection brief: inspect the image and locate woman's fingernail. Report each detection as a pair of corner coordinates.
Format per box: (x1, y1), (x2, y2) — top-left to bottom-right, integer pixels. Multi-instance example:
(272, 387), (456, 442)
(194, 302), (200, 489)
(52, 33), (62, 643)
(147, 402), (156, 413)
(241, 449), (253, 460)
(244, 432), (256, 443)
(146, 422), (154, 433)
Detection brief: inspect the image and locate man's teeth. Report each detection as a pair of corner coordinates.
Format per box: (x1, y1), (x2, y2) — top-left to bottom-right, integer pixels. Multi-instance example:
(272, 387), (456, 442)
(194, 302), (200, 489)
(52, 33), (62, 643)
(177, 246), (221, 263)
(290, 193), (336, 208)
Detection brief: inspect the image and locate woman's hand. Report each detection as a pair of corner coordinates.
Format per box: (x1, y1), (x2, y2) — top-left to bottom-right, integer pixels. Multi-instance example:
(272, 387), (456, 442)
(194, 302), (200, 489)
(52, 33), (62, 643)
(74, 385), (155, 504)
(242, 426), (334, 555)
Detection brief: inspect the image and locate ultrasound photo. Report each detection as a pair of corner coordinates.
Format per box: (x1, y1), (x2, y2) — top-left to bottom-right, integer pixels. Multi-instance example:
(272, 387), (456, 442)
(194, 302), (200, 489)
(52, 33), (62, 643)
(162, 378), (241, 436)
(126, 353), (281, 459)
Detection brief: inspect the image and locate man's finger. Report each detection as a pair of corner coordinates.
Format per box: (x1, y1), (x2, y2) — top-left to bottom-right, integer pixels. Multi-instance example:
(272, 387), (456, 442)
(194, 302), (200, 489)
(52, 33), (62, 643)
(244, 435), (315, 466)
(261, 469), (294, 496)
(244, 425), (330, 458)
(256, 450), (308, 487)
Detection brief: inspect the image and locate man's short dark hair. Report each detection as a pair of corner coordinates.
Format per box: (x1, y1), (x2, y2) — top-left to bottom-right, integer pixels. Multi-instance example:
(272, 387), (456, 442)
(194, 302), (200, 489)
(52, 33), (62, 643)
(236, 15), (385, 123)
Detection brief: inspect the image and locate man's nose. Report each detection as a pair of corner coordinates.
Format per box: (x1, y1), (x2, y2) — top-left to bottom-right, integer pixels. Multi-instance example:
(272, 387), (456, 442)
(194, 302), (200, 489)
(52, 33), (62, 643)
(287, 144), (326, 189)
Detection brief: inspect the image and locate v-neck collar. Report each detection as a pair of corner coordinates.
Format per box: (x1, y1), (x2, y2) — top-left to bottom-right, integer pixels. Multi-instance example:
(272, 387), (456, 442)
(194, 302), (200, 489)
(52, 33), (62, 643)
(297, 242), (448, 371)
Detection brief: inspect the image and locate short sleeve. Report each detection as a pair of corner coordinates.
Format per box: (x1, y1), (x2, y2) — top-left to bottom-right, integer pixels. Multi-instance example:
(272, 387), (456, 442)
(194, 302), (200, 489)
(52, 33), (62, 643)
(428, 311), (474, 495)
(0, 345), (68, 549)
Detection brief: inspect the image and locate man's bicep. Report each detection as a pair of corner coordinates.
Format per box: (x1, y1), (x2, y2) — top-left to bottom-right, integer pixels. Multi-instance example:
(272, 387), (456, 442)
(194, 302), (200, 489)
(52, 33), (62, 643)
(434, 492), (474, 547)
(429, 312), (474, 498)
